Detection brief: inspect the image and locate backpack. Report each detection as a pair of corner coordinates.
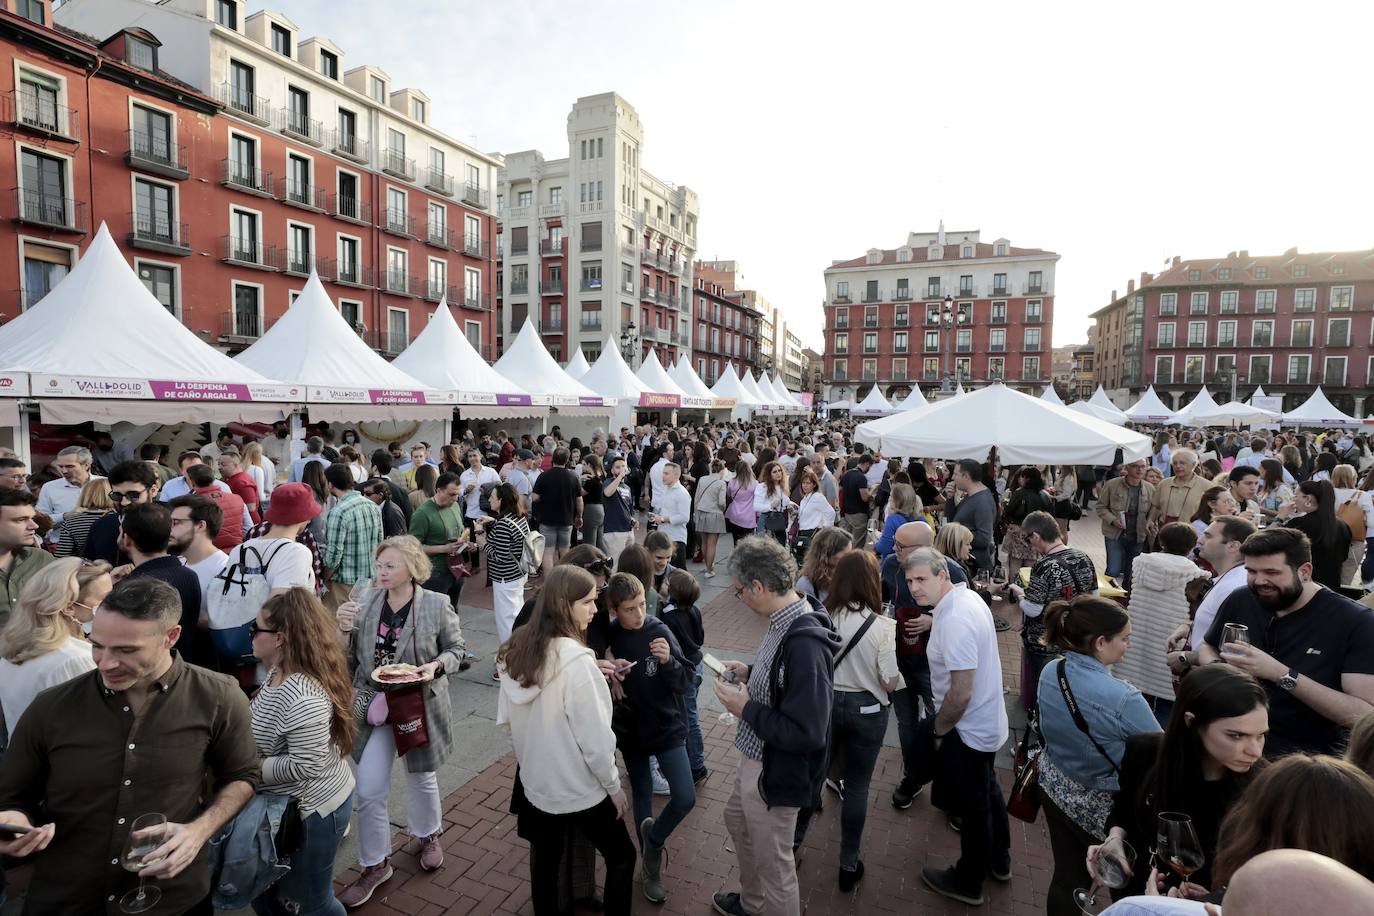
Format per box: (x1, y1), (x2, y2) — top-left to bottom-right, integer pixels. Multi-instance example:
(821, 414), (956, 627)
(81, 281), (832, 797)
(511, 518), (544, 576)
(207, 540), (291, 664)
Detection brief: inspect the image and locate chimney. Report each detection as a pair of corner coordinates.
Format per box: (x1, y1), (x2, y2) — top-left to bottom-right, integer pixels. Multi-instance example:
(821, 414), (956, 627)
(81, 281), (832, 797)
(1172, 256), (1181, 267)
(1111, 289), (1118, 303)
(1140, 271), (1152, 286)
(1239, 250), (1248, 259)
(1127, 279), (1135, 294)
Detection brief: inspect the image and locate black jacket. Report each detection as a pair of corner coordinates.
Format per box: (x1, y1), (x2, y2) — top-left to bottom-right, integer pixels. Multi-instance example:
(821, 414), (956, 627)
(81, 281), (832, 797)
(660, 601), (704, 665)
(82, 512), (129, 567)
(742, 602), (841, 808)
(608, 618), (691, 755)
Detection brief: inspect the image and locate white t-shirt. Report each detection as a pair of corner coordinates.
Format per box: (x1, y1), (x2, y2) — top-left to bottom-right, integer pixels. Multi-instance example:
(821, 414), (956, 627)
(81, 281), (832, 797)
(238, 537), (315, 591)
(0, 637), (95, 729)
(928, 583), (1009, 752)
(183, 550), (229, 619)
(459, 466), (501, 519)
(1190, 564), (1249, 651)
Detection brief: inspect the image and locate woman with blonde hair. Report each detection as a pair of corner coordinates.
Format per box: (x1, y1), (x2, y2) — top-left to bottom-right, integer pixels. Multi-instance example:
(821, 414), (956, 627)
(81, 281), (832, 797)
(242, 439), (277, 503)
(0, 557), (112, 729)
(249, 588), (356, 915)
(53, 477), (112, 558)
(874, 483), (924, 558)
(335, 535), (467, 906)
(796, 526), (852, 607)
(1331, 463), (1373, 586)
(935, 522), (975, 577)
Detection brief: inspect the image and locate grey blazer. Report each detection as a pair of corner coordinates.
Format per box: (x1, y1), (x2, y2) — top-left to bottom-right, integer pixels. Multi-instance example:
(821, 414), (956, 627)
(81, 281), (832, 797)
(348, 585), (465, 774)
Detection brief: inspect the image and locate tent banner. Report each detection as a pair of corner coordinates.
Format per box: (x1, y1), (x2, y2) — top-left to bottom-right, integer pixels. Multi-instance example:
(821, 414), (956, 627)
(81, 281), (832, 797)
(681, 395), (713, 410)
(795, 392), (814, 407)
(31, 374), (297, 401)
(305, 386), (456, 405)
(638, 392), (681, 409)
(549, 394), (616, 407)
(0, 374), (28, 396)
(712, 397), (737, 409)
(455, 392), (533, 407)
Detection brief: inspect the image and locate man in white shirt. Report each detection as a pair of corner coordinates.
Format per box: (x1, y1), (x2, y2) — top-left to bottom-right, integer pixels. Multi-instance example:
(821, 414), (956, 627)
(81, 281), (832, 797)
(458, 448), (500, 530)
(232, 483), (318, 596)
(38, 446), (100, 536)
(776, 441), (799, 477)
(1170, 515), (1256, 658)
(167, 494), (229, 612)
(905, 547), (1010, 907)
(648, 442), (674, 506)
(651, 462), (691, 566)
(505, 449), (539, 514)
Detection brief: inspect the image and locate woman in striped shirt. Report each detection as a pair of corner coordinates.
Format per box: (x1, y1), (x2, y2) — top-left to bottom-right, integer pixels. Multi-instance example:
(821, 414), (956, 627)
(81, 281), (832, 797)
(477, 482), (531, 664)
(249, 588), (356, 916)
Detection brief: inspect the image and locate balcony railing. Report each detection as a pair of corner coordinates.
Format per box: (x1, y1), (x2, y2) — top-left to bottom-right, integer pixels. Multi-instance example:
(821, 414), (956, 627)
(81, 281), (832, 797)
(425, 222), (454, 249)
(424, 167), (456, 197)
(126, 130), (187, 179)
(380, 209), (416, 238)
(383, 271), (417, 296)
(220, 310), (263, 343)
(580, 315), (603, 331)
(580, 278), (604, 292)
(220, 159), (273, 196)
(1025, 284), (1045, 295)
(325, 128), (369, 163)
(280, 178), (327, 211)
(462, 183), (489, 209)
(219, 235), (277, 270)
(509, 238), (528, 255)
(462, 291), (492, 311)
(424, 281), (458, 303)
(13, 189), (86, 233)
(274, 108), (323, 146)
(992, 285), (1008, 296)
(284, 248), (326, 277)
(510, 280), (529, 295)
(581, 238), (603, 252)
(833, 293), (852, 303)
(381, 149), (415, 181)
(861, 290), (880, 303)
(329, 260), (373, 288)
(1025, 312), (1043, 324)
(924, 287), (944, 299)
(462, 234), (488, 259)
(540, 238), (565, 255)
(991, 311), (1007, 324)
(128, 211), (189, 254)
(893, 288), (912, 301)
(328, 194), (371, 224)
(214, 82), (270, 124)
(539, 201), (565, 218)
(541, 279), (564, 294)
(542, 318), (564, 333)
(7, 89), (79, 140)
(863, 317), (879, 328)
(895, 312), (909, 326)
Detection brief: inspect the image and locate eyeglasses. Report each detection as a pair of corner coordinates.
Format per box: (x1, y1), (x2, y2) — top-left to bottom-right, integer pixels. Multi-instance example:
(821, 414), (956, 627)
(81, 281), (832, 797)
(249, 622), (279, 636)
(733, 583), (750, 600)
(109, 490), (145, 503)
(580, 557), (614, 574)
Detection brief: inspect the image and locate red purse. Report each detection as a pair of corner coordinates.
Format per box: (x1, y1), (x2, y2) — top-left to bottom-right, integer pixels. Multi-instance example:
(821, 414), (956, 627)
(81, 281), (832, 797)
(386, 628), (431, 755)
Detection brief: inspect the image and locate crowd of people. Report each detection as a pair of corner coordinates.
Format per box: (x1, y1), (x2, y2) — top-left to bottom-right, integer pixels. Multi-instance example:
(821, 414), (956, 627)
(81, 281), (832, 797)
(0, 416), (1371, 914)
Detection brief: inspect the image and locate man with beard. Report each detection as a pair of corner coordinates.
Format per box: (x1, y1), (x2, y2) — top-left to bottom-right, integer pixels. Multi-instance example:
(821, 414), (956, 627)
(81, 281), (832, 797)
(83, 461), (160, 566)
(167, 494), (228, 612)
(1199, 526), (1374, 756)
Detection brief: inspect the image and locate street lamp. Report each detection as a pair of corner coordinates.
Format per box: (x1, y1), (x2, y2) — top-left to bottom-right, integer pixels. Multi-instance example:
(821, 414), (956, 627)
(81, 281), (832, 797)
(620, 321), (639, 366)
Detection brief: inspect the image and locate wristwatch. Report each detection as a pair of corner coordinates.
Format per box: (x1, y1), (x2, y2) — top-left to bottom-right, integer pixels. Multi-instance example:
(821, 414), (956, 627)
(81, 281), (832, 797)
(1277, 668), (1299, 691)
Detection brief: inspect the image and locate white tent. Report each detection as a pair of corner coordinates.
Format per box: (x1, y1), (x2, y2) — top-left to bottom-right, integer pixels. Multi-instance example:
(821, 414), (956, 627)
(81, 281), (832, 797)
(897, 384), (928, 411)
(564, 348), (592, 380)
(669, 356), (716, 400)
(635, 349), (689, 398)
(235, 271), (450, 420)
(852, 386), (894, 416)
(392, 301), (543, 419)
(954, 381), (967, 397)
(1281, 387), (1360, 427)
(739, 369), (773, 409)
(1040, 385), (1064, 406)
(1190, 400), (1281, 427)
(0, 223), (291, 425)
(855, 381), (1151, 464)
(579, 341), (650, 430)
(771, 372), (805, 410)
(1067, 401), (1127, 425)
(492, 322), (610, 415)
(755, 371), (792, 412)
(710, 364), (759, 420)
(1088, 385), (1130, 424)
(1165, 387), (1222, 426)
(1125, 386), (1174, 424)
(1249, 385), (1268, 402)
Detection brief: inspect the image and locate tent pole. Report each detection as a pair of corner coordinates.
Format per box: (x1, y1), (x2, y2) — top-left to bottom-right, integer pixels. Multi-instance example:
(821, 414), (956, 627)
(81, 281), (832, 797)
(17, 404), (31, 469)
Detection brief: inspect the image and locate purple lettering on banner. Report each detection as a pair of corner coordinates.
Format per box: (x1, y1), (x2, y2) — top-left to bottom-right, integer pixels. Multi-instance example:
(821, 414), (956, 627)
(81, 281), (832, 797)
(578, 396), (603, 407)
(368, 389), (427, 404)
(149, 380), (252, 401)
(496, 394), (532, 406)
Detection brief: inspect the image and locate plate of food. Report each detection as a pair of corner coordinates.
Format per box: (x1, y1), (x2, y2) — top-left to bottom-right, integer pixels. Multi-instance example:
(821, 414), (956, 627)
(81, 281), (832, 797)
(370, 663), (432, 689)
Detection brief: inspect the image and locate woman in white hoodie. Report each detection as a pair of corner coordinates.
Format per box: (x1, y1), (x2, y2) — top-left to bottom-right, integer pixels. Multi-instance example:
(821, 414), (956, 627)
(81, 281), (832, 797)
(497, 565), (636, 916)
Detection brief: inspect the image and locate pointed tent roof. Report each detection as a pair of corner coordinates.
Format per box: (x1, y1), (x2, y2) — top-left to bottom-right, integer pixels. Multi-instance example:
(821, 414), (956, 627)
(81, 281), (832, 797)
(954, 381), (967, 397)
(0, 223), (279, 387)
(564, 348), (591, 380)
(771, 372), (801, 405)
(738, 369), (772, 406)
(1040, 385), (1064, 406)
(1125, 386), (1174, 423)
(1165, 387), (1221, 425)
(711, 363), (760, 405)
(579, 339), (650, 400)
(852, 386), (894, 416)
(1249, 385), (1268, 402)
(393, 301), (528, 395)
(492, 321), (605, 403)
(635, 349), (687, 396)
(1280, 387), (1360, 427)
(1190, 400), (1281, 426)
(1068, 401), (1127, 425)
(669, 356), (715, 399)
(1088, 386), (1130, 423)
(898, 384), (928, 411)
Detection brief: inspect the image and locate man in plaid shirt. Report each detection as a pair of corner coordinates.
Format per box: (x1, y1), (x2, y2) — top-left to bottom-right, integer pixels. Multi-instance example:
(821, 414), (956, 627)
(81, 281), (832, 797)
(323, 462), (382, 610)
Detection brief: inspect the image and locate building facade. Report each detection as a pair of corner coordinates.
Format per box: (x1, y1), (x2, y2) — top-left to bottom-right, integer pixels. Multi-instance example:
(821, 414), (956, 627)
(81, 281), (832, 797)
(495, 93), (698, 367)
(688, 270), (759, 386)
(821, 227), (1060, 405)
(51, 0), (500, 357)
(802, 346), (824, 399)
(1091, 247), (1374, 415)
(780, 326), (804, 390)
(1070, 340), (1095, 401)
(696, 257), (803, 386)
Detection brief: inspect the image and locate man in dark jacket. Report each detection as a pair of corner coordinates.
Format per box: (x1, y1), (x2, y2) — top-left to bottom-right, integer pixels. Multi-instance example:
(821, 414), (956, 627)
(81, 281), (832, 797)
(364, 477), (409, 539)
(712, 536), (840, 916)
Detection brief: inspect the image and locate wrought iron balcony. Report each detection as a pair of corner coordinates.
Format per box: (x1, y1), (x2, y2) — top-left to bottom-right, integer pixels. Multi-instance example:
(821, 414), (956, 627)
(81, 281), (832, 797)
(128, 211), (189, 255)
(424, 167), (455, 197)
(8, 89), (79, 140)
(383, 270), (417, 296)
(126, 130), (187, 180)
(14, 189), (86, 233)
(328, 194), (371, 224)
(540, 237), (565, 256)
(214, 82), (270, 124)
(218, 235), (277, 270)
(462, 234), (488, 259)
(381, 149), (415, 181)
(325, 129), (369, 163)
(280, 178), (327, 211)
(275, 108), (323, 146)
(220, 159), (273, 196)
(542, 279), (564, 294)
(462, 183), (489, 209)
(425, 222), (454, 249)
(380, 209), (416, 238)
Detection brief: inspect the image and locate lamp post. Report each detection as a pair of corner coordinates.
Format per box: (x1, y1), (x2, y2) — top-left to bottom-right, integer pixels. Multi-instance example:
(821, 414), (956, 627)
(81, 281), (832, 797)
(941, 293), (954, 381)
(620, 321), (639, 367)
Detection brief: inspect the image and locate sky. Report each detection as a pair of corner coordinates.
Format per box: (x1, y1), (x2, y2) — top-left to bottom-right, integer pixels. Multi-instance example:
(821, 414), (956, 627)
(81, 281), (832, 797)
(277, 0), (1374, 351)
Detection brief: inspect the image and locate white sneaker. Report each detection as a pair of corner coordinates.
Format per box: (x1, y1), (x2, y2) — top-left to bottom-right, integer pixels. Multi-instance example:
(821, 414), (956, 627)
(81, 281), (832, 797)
(651, 758), (671, 796)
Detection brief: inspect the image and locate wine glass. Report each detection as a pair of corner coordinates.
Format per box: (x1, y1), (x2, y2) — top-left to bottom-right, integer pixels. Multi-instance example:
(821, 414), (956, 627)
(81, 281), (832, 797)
(349, 577), (378, 605)
(1074, 835), (1135, 913)
(120, 812), (168, 913)
(1154, 812), (1205, 893)
(1220, 624), (1251, 658)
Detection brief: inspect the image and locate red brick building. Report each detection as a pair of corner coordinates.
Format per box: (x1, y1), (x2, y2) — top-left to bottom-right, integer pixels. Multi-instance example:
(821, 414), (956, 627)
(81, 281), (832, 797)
(821, 228), (1060, 405)
(688, 268), (759, 386)
(5, 0), (497, 359)
(1092, 247), (1374, 415)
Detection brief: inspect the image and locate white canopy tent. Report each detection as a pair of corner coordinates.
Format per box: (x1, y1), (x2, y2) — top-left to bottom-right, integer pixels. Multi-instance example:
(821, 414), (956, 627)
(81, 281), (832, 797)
(1189, 400), (1281, 427)
(1280, 387), (1360, 427)
(897, 384), (928, 411)
(236, 271), (449, 421)
(771, 372), (806, 411)
(564, 348), (592, 380)
(492, 322), (612, 417)
(855, 382), (1151, 464)
(738, 369), (773, 410)
(1125, 386), (1174, 424)
(669, 356), (716, 400)
(1040, 385), (1064, 406)
(579, 341), (651, 430)
(635, 349), (689, 398)
(392, 300), (544, 420)
(1089, 386), (1130, 424)
(852, 386), (895, 416)
(1067, 401), (1129, 425)
(710, 364), (759, 420)
(0, 223), (292, 428)
(1249, 386), (1268, 402)
(1165, 387), (1221, 426)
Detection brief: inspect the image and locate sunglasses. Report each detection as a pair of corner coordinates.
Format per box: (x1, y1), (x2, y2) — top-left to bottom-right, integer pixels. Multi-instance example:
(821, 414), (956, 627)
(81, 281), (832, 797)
(581, 557), (614, 574)
(109, 490), (146, 503)
(249, 622), (279, 637)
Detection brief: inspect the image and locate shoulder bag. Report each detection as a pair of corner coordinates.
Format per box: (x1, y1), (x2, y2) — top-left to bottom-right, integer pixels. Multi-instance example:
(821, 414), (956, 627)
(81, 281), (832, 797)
(833, 612), (878, 672)
(1338, 493), (1367, 542)
(1056, 657), (1120, 776)
(1006, 713), (1043, 823)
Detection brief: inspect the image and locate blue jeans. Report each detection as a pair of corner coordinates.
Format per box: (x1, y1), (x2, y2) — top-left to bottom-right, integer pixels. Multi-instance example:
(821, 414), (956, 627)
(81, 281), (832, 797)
(1361, 537), (1374, 583)
(626, 744), (696, 851)
(795, 690), (890, 870)
(683, 662), (705, 772)
(893, 653), (933, 783)
(1104, 535), (1142, 584)
(252, 791), (353, 916)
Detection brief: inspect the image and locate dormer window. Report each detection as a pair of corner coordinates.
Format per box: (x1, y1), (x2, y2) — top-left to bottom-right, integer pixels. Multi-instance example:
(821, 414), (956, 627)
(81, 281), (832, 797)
(928, 246), (942, 260)
(270, 23), (291, 57)
(369, 75), (385, 102)
(411, 98), (425, 122)
(126, 34), (156, 71)
(319, 49), (338, 79)
(214, 0), (236, 29)
(16, 0), (44, 25)
(995, 243), (1007, 256)
(962, 245), (973, 257)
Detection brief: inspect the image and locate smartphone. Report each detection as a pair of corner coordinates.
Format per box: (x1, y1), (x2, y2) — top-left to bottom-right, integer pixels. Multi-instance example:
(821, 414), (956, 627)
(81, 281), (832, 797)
(702, 652), (736, 684)
(614, 660), (638, 675)
(0, 823), (31, 840)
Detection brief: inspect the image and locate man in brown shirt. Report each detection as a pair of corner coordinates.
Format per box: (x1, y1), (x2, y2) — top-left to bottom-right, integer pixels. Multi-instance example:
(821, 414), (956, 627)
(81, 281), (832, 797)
(0, 577), (258, 914)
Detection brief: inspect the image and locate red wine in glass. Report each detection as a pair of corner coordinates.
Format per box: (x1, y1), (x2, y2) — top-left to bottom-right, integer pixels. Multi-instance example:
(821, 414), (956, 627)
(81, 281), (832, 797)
(1155, 812), (1205, 892)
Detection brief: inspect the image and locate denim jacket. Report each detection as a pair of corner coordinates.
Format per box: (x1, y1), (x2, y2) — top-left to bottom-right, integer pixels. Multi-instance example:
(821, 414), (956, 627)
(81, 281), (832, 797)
(1038, 652), (1160, 792)
(207, 792), (298, 909)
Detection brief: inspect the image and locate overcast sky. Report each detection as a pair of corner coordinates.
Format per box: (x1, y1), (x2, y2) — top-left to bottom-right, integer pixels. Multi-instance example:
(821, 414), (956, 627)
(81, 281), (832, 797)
(278, 0), (1373, 350)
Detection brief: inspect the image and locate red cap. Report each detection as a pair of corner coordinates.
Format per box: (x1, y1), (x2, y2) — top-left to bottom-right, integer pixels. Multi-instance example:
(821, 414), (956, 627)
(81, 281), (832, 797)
(263, 482), (322, 525)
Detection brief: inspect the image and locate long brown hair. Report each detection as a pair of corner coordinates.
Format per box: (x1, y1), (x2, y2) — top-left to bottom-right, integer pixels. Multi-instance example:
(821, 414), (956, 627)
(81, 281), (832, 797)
(799, 526), (851, 595)
(825, 550), (882, 617)
(262, 589), (356, 756)
(1213, 754), (1374, 887)
(498, 566), (596, 688)
(759, 460), (788, 498)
